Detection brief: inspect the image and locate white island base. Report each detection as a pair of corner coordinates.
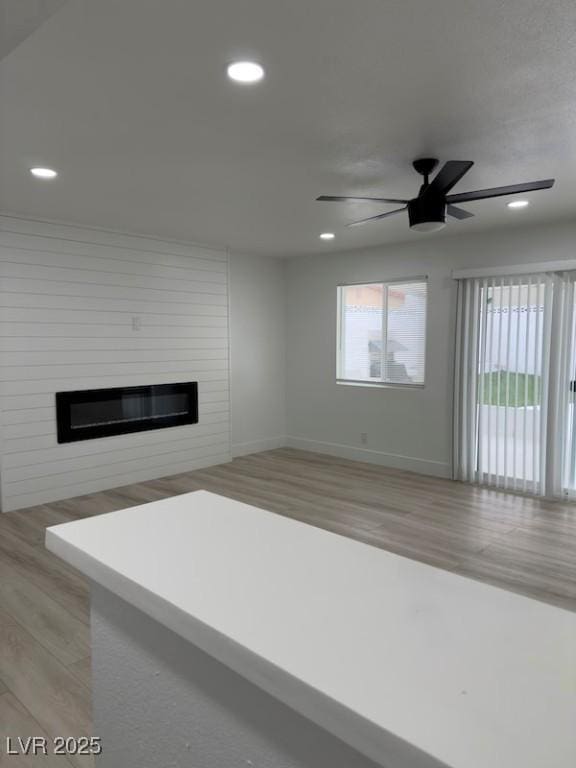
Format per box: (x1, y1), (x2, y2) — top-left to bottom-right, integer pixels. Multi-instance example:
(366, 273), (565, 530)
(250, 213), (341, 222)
(91, 584), (384, 768)
(46, 491), (576, 768)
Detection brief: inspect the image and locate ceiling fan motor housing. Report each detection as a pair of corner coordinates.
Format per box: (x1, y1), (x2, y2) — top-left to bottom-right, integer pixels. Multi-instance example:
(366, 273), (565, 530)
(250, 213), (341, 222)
(408, 196), (446, 232)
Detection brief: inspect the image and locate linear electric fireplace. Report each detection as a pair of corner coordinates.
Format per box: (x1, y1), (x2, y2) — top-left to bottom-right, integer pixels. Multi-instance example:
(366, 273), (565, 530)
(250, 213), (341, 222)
(56, 382), (198, 443)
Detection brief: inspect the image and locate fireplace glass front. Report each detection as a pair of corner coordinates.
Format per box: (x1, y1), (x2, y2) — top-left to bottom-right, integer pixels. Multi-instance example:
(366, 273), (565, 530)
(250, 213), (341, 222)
(56, 382), (198, 443)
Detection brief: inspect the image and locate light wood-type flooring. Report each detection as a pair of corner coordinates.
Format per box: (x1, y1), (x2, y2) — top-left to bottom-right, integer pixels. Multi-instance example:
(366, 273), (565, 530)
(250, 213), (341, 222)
(0, 448), (575, 765)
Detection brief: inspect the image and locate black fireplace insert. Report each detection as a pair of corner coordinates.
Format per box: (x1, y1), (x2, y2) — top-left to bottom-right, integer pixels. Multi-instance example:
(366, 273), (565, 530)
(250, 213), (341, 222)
(56, 382), (198, 443)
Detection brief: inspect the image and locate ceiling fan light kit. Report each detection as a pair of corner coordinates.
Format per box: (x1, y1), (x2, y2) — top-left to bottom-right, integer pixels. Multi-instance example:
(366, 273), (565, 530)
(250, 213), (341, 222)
(410, 220), (446, 233)
(317, 158), (554, 234)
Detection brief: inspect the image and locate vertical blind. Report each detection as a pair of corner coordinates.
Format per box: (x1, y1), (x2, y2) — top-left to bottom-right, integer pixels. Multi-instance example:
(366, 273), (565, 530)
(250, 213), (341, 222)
(454, 271), (576, 497)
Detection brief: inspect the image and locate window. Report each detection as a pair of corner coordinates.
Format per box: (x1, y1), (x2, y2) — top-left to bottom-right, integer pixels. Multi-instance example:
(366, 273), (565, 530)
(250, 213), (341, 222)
(337, 279), (427, 386)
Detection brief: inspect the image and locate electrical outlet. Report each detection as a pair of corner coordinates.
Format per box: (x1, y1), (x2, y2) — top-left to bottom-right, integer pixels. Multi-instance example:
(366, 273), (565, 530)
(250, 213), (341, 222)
(360, 432), (368, 445)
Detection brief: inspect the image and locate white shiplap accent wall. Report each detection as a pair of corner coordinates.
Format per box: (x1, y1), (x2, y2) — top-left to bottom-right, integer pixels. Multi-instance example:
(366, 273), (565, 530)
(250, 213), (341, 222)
(0, 215), (231, 512)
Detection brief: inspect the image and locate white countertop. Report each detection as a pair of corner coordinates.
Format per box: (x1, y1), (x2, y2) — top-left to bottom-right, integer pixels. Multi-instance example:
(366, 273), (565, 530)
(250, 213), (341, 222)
(46, 490), (576, 768)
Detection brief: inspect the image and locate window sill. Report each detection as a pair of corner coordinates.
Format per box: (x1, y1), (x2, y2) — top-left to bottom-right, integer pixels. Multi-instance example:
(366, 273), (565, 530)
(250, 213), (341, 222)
(336, 379), (425, 390)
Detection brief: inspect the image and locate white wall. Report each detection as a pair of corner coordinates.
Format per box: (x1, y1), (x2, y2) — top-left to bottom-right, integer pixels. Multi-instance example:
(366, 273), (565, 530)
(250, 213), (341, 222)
(3, 212), (572, 509)
(229, 253), (286, 456)
(284, 220), (576, 477)
(0, 215), (231, 511)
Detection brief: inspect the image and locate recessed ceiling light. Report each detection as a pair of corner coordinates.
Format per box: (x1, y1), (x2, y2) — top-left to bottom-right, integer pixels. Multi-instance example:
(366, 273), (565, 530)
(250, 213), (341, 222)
(227, 61), (265, 84)
(319, 232), (335, 240)
(30, 167), (58, 179)
(507, 200), (530, 209)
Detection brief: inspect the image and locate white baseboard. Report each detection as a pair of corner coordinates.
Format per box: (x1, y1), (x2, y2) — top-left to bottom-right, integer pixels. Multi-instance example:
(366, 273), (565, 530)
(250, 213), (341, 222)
(231, 436), (286, 457)
(284, 436), (451, 478)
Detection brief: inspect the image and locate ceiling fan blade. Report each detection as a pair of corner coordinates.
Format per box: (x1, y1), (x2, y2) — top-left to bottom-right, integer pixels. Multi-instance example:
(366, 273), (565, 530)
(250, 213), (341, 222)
(425, 161), (474, 196)
(447, 178), (555, 204)
(447, 204), (474, 220)
(317, 195), (408, 204)
(347, 207), (407, 228)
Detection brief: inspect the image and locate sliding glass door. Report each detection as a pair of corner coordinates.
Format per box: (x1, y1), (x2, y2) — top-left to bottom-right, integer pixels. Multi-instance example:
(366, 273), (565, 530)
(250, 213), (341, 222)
(477, 276), (551, 493)
(454, 270), (576, 497)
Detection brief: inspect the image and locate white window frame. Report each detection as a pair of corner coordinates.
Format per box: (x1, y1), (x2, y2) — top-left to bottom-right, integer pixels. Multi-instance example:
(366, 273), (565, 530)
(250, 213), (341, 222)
(336, 276), (428, 389)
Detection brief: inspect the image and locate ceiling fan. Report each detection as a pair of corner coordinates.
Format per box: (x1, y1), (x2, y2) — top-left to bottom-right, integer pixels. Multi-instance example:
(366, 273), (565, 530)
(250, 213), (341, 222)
(317, 159), (555, 233)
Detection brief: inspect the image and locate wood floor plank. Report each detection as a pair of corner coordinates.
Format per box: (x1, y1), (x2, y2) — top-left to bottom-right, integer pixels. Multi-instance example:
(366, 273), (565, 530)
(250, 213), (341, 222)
(192, 467), (406, 535)
(0, 562), (90, 666)
(0, 692), (74, 767)
(369, 511), (506, 556)
(67, 657), (91, 691)
(455, 531), (576, 610)
(51, 493), (123, 519)
(257, 450), (544, 524)
(0, 505), (74, 548)
(205, 460), (412, 527)
(0, 610), (92, 768)
(108, 482), (175, 506)
(0, 529), (89, 625)
(0, 446), (574, 753)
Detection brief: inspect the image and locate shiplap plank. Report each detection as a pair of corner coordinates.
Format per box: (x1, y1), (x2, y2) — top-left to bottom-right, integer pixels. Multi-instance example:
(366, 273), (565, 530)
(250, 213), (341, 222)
(1, 384), (229, 412)
(0, 309), (228, 325)
(0, 296), (228, 316)
(0, 359), (228, 381)
(2, 348), (228, 366)
(5, 441), (232, 494)
(0, 322), (228, 338)
(2, 416), (227, 442)
(0, 296), (228, 322)
(3, 436), (231, 477)
(0, 236), (227, 275)
(0, 370), (228, 401)
(2, 400), (227, 426)
(4, 431), (231, 482)
(0, 336), (228, 351)
(2, 407), (52, 425)
(2, 409), (229, 440)
(0, 284), (228, 314)
(4, 423), (230, 466)
(0, 215), (227, 262)
(0, 253), (227, 284)
(3, 452), (232, 510)
(2, 409), (229, 453)
(0, 270), (226, 297)
(0, 371), (228, 396)
(0, 220), (231, 511)
(3, 422), (53, 439)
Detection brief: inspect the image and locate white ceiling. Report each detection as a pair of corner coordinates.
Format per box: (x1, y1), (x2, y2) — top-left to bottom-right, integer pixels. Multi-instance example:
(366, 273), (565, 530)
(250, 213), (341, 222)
(0, 0), (575, 256)
(0, 0), (68, 60)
